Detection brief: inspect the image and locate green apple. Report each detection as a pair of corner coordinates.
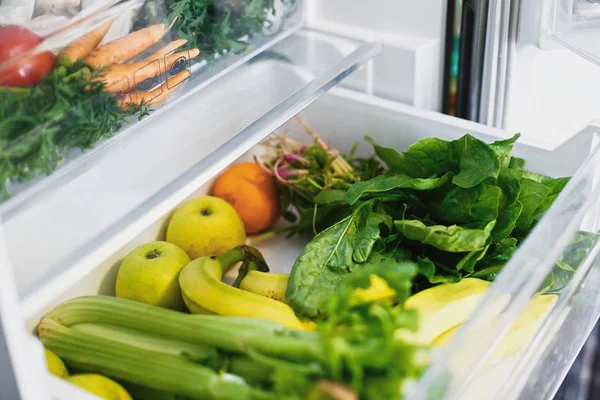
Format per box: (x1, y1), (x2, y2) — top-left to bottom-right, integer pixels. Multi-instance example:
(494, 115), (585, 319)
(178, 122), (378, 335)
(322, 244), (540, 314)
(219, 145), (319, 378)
(166, 196), (246, 259)
(115, 241), (190, 310)
(67, 374), (132, 400)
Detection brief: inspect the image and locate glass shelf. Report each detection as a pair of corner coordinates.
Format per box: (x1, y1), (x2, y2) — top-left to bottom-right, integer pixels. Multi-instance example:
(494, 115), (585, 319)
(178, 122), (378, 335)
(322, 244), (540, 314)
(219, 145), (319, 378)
(4, 27), (380, 305)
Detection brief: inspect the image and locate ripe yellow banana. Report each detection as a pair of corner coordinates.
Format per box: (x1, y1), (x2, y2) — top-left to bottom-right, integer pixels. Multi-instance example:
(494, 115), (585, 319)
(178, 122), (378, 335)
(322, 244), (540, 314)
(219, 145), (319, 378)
(433, 294), (557, 365)
(239, 271), (396, 305)
(239, 271), (290, 304)
(396, 278), (506, 346)
(179, 247), (314, 331)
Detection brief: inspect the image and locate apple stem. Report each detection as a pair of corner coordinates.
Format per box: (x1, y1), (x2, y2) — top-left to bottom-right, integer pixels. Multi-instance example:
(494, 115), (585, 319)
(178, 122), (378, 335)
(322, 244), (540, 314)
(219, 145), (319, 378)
(146, 249), (160, 259)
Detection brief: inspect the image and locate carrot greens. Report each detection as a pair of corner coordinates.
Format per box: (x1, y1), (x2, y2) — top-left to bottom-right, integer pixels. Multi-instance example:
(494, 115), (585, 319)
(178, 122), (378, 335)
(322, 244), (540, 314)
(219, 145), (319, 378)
(0, 62), (149, 199)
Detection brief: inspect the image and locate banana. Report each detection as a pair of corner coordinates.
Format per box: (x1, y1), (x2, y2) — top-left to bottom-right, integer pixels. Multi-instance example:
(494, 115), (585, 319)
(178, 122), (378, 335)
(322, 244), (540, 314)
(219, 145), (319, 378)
(179, 246), (314, 331)
(239, 271), (290, 304)
(239, 271), (396, 305)
(433, 294), (558, 365)
(355, 275), (396, 303)
(396, 278), (506, 346)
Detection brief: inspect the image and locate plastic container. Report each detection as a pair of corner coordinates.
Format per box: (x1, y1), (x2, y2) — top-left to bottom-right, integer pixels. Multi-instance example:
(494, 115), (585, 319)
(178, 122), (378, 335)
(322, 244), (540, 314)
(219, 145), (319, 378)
(3, 88), (600, 399)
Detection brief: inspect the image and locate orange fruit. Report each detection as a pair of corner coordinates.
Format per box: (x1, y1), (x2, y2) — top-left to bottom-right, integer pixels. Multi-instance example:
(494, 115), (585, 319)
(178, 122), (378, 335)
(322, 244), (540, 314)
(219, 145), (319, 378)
(212, 162), (280, 234)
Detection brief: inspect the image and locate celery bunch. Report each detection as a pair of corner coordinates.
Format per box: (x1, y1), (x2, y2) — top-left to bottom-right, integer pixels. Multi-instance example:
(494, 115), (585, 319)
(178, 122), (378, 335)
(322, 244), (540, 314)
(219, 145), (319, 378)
(39, 262), (425, 399)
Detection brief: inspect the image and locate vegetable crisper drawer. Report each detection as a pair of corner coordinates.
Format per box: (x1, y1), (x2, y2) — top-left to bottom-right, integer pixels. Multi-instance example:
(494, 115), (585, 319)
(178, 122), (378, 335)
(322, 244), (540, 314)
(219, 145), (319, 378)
(9, 88), (600, 400)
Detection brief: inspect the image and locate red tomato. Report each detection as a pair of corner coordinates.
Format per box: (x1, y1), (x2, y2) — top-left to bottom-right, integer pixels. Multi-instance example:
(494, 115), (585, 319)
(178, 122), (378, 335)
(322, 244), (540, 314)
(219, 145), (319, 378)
(0, 25), (54, 87)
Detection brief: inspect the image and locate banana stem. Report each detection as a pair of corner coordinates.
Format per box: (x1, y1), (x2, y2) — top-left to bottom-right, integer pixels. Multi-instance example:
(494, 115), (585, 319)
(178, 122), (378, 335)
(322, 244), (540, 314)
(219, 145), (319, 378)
(219, 246), (270, 288)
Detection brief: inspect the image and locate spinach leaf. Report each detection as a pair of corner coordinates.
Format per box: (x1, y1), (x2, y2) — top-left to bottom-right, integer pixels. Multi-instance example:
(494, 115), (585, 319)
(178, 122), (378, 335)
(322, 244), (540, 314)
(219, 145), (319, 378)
(287, 203), (381, 317)
(491, 168), (523, 243)
(515, 178), (550, 230)
(365, 136), (456, 178)
(451, 134), (501, 188)
(456, 240), (491, 273)
(540, 231), (599, 294)
(509, 157), (526, 171)
(346, 172), (453, 205)
(394, 219), (494, 252)
(353, 211), (385, 263)
(416, 257), (461, 285)
(490, 134), (520, 168)
(314, 190), (348, 205)
(475, 237), (518, 270)
(531, 177), (569, 221)
(471, 266), (504, 281)
(430, 184), (501, 228)
(366, 133), (502, 189)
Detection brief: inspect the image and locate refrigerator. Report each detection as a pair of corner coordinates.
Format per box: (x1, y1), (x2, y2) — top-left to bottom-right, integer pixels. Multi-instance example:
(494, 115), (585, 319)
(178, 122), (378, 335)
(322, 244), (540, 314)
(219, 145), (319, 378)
(2, 0), (600, 399)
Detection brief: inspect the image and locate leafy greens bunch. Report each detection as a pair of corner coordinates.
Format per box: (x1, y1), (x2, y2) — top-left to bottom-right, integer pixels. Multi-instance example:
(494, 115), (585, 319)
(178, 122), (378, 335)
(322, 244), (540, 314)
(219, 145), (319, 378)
(0, 62), (147, 199)
(166, 0), (297, 59)
(286, 133), (575, 318)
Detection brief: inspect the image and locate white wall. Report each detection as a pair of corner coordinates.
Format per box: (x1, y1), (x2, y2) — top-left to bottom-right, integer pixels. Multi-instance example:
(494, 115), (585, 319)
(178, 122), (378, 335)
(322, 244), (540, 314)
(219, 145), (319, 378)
(305, 0), (447, 111)
(504, 0), (600, 145)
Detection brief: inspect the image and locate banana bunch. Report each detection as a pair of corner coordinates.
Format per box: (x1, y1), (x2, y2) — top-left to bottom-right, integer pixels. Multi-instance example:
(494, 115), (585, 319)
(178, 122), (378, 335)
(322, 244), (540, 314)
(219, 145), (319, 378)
(179, 246), (314, 330)
(179, 245), (398, 330)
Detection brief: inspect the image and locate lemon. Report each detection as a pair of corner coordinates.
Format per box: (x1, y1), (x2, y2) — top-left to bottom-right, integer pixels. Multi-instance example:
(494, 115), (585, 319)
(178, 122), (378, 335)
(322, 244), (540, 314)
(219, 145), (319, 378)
(44, 348), (68, 378)
(67, 374), (132, 400)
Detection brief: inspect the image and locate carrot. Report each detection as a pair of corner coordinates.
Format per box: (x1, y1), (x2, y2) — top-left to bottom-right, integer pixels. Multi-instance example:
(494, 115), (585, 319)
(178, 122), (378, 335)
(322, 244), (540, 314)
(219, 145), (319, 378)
(84, 24), (167, 69)
(145, 39), (188, 61)
(57, 21), (113, 67)
(121, 68), (191, 110)
(101, 47), (199, 93)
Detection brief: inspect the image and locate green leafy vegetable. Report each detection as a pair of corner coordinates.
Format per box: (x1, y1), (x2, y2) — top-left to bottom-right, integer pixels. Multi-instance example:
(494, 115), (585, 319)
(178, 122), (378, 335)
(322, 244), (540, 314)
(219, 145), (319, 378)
(0, 63), (147, 199)
(490, 134), (520, 168)
(365, 136), (455, 178)
(165, 0), (297, 60)
(509, 156), (526, 171)
(430, 184), (501, 228)
(491, 168), (523, 242)
(540, 231), (600, 294)
(287, 203), (378, 318)
(282, 131), (574, 317)
(515, 178), (550, 230)
(394, 220), (494, 253)
(451, 134), (501, 188)
(346, 172), (453, 205)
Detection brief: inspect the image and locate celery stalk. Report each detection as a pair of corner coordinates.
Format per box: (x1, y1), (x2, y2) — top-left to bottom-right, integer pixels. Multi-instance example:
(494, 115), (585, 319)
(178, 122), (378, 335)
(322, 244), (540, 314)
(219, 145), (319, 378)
(40, 319), (277, 399)
(72, 323), (211, 360)
(43, 296), (322, 363)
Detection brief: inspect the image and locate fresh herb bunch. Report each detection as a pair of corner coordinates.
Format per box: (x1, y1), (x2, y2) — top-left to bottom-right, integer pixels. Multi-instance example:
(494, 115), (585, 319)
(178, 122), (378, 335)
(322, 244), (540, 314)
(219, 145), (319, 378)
(0, 62), (147, 199)
(166, 0), (297, 59)
(285, 132), (594, 318)
(259, 118), (383, 237)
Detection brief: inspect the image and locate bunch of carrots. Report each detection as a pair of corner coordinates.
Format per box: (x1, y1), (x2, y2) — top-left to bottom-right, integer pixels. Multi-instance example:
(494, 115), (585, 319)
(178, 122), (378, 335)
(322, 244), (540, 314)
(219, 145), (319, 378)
(57, 21), (200, 110)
